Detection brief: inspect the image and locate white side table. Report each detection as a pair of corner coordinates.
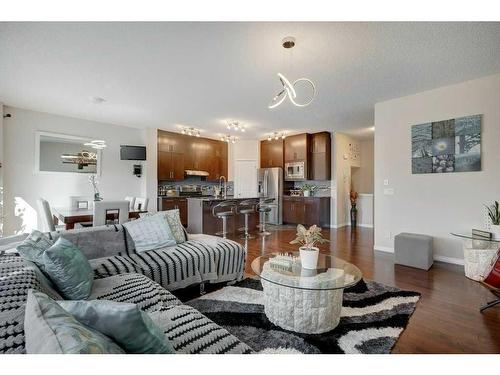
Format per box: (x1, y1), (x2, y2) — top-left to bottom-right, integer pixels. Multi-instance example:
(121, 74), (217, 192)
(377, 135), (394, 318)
(451, 233), (500, 281)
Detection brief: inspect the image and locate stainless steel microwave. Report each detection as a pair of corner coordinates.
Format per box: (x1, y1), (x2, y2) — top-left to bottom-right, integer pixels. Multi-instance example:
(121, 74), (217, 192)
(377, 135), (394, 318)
(285, 161), (305, 180)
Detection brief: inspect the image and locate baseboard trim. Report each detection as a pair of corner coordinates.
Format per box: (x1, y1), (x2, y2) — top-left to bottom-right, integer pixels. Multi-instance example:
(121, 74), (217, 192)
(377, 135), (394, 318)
(354, 223), (374, 228)
(433, 255), (465, 266)
(330, 223), (349, 228)
(331, 223), (373, 229)
(373, 245), (394, 253)
(373, 245), (465, 266)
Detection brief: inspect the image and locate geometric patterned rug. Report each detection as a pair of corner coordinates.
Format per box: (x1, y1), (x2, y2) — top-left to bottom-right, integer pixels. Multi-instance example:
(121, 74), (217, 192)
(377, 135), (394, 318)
(187, 278), (420, 354)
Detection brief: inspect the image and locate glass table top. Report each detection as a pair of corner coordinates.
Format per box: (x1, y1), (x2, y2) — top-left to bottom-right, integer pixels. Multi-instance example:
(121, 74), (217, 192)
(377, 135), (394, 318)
(250, 252), (362, 291)
(450, 232), (500, 243)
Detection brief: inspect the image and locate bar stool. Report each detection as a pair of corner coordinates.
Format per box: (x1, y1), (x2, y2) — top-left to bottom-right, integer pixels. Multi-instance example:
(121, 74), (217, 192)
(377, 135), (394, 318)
(237, 199), (258, 239)
(212, 200), (237, 239)
(257, 198), (275, 236)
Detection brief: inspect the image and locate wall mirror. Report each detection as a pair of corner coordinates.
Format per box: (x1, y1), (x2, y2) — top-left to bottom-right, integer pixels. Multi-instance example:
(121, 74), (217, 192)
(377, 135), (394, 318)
(35, 131), (102, 175)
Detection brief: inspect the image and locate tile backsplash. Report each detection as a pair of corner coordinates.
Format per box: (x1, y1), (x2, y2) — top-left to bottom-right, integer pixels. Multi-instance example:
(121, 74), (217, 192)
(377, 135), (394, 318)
(293, 180), (332, 197)
(159, 177), (234, 196)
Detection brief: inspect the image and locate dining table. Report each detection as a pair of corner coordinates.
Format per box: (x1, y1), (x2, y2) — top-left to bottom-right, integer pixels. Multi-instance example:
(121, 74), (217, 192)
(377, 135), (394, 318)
(52, 207), (147, 230)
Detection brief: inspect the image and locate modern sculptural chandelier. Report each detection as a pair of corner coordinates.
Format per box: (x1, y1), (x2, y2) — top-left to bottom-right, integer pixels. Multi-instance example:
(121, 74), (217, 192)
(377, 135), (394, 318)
(268, 37), (316, 109)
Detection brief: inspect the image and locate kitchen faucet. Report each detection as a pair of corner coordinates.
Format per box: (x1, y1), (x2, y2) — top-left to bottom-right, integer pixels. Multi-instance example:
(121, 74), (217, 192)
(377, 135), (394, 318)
(219, 176), (227, 198)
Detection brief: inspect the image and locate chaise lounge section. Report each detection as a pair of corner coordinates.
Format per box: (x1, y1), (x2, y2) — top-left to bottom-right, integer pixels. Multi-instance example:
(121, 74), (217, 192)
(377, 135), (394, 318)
(48, 225), (246, 291)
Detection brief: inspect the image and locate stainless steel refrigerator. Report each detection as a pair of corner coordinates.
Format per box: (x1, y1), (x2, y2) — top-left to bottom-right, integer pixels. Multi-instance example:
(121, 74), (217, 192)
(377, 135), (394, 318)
(257, 167), (283, 225)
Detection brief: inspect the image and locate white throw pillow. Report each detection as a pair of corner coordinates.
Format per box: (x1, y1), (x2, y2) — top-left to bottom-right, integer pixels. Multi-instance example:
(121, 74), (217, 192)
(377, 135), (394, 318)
(123, 214), (177, 252)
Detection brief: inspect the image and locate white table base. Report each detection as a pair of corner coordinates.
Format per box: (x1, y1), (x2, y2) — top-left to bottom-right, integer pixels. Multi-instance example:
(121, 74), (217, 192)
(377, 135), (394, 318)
(261, 279), (343, 334)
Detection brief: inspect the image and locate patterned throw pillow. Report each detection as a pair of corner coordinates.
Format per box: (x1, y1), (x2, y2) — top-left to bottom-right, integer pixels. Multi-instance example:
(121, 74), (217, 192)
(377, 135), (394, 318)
(140, 210), (186, 244)
(58, 299), (175, 353)
(16, 230), (54, 270)
(123, 214), (177, 253)
(24, 290), (125, 354)
(42, 237), (94, 300)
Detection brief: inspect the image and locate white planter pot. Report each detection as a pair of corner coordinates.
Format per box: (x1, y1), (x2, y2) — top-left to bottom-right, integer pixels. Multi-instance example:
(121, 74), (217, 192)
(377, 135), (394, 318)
(303, 190), (310, 197)
(299, 246), (319, 269)
(491, 224), (500, 240)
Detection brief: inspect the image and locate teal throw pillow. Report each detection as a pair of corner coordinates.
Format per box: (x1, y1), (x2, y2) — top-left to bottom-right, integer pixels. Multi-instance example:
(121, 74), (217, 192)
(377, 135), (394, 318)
(24, 290), (124, 354)
(42, 237), (94, 300)
(59, 299), (175, 354)
(16, 230), (54, 270)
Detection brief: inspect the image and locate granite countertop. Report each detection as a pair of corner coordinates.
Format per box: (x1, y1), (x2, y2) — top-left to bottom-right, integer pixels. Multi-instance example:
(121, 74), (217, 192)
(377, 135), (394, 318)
(187, 196), (260, 201)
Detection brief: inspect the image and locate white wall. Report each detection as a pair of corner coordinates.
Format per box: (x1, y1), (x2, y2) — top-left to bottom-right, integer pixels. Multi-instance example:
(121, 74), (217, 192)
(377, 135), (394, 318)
(3, 107), (147, 235)
(333, 133), (361, 227)
(0, 103), (4, 236)
(144, 128), (158, 213)
(351, 139), (374, 194)
(374, 73), (500, 263)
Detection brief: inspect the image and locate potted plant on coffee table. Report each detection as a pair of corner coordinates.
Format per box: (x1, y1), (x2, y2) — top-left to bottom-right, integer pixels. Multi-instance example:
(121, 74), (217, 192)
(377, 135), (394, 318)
(486, 201), (500, 239)
(290, 224), (329, 269)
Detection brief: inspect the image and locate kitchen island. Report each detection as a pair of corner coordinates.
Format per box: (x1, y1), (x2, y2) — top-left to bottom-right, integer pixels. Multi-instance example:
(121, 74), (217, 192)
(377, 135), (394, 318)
(187, 197), (260, 236)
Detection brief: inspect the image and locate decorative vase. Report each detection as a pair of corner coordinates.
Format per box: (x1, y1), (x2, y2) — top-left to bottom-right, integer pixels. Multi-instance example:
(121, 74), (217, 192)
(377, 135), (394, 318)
(350, 204), (357, 227)
(299, 246), (319, 269)
(491, 224), (500, 240)
(303, 190), (310, 197)
(94, 193), (102, 202)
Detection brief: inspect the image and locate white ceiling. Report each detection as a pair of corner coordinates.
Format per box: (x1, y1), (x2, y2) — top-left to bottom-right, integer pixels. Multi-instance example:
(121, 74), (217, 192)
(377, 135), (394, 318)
(1, 22), (500, 140)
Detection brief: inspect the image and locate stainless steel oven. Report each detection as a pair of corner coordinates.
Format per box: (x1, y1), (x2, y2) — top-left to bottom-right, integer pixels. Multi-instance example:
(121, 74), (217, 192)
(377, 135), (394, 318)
(285, 161), (305, 180)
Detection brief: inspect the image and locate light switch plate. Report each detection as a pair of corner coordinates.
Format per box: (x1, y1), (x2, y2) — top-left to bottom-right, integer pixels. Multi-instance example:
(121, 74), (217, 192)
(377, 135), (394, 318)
(383, 179), (389, 186)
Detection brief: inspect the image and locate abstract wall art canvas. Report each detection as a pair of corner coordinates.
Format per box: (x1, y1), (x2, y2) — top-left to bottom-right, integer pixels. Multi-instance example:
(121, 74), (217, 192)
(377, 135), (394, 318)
(411, 114), (481, 174)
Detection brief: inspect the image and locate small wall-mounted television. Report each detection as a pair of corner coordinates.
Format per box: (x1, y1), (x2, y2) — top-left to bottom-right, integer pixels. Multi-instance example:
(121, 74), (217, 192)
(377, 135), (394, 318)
(120, 145), (146, 161)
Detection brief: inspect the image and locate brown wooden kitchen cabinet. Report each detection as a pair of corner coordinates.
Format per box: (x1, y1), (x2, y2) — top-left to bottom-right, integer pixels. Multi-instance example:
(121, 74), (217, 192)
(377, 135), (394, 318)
(284, 133), (311, 162)
(260, 139), (284, 168)
(157, 130), (228, 182)
(158, 197), (188, 226)
(283, 196), (330, 227)
(158, 150), (184, 181)
(311, 132), (331, 180)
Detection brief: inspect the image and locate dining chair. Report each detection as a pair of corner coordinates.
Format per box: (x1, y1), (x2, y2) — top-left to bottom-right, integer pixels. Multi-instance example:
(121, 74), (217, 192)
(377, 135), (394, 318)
(93, 201), (130, 227)
(69, 196), (94, 210)
(133, 197), (149, 211)
(36, 198), (65, 232)
(124, 196), (135, 210)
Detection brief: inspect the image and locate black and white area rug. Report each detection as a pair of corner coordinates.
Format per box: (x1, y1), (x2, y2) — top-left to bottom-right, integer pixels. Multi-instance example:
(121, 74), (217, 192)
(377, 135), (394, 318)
(187, 278), (420, 354)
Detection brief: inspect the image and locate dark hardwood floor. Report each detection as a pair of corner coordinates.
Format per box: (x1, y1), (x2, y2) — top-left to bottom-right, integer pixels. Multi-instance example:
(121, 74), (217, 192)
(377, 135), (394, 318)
(225, 226), (500, 354)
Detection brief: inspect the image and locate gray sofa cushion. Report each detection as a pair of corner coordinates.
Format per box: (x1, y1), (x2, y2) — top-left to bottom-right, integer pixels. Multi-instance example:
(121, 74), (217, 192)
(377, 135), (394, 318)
(49, 225), (130, 260)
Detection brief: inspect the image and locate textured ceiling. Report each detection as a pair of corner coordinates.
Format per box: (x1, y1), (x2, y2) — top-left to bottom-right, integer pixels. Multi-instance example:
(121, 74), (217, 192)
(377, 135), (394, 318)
(1, 22), (500, 140)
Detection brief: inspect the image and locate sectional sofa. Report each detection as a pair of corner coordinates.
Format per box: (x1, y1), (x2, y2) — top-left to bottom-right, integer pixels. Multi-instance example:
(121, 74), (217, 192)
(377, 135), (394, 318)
(0, 224), (252, 354)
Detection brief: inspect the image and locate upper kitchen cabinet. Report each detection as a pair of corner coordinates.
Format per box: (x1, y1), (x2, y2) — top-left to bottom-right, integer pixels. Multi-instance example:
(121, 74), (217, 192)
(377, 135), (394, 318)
(158, 130), (185, 153)
(158, 150), (185, 181)
(260, 139), (284, 168)
(157, 130), (228, 182)
(284, 133), (311, 162)
(311, 131), (331, 180)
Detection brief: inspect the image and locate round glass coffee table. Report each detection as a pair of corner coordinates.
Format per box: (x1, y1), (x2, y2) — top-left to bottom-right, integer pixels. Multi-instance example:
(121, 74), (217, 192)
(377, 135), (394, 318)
(251, 252), (362, 334)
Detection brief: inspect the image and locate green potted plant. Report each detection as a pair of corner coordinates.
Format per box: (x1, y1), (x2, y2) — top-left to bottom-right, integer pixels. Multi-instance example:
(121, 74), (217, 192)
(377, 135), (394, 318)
(486, 201), (500, 239)
(290, 224), (329, 269)
(300, 183), (316, 197)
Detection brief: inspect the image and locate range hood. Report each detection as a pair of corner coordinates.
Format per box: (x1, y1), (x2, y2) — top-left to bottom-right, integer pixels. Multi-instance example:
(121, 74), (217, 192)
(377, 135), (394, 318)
(185, 170), (209, 177)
